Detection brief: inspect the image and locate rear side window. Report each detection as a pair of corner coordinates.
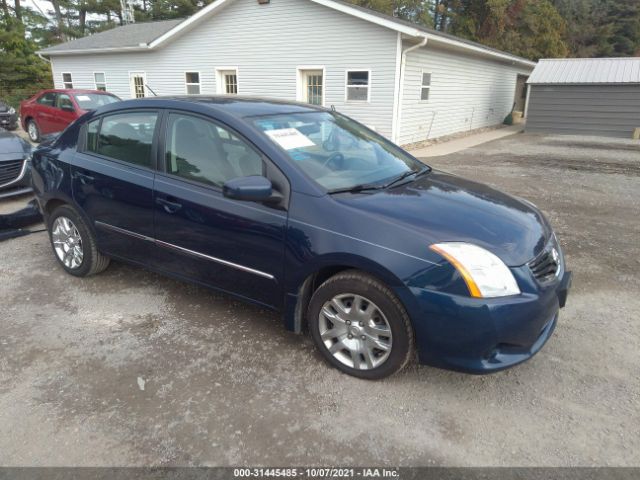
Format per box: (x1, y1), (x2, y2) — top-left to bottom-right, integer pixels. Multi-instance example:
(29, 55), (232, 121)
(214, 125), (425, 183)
(165, 113), (263, 187)
(86, 112), (158, 168)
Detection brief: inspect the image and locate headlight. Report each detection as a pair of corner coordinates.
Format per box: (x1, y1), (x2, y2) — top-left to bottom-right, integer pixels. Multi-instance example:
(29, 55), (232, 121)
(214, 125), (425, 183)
(8, 107), (15, 115)
(430, 242), (520, 298)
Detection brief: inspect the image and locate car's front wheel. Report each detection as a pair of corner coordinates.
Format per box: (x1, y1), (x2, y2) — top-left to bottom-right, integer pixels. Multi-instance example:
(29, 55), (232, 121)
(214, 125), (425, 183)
(308, 270), (414, 379)
(26, 119), (40, 142)
(48, 205), (110, 277)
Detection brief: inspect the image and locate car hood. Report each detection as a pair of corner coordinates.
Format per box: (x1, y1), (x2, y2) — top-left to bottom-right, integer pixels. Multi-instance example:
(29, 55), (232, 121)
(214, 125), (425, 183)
(0, 130), (31, 158)
(335, 170), (552, 266)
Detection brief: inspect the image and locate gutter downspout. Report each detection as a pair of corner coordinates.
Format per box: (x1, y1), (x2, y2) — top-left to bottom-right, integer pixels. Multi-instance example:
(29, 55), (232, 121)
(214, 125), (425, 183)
(37, 53), (51, 64)
(393, 35), (428, 145)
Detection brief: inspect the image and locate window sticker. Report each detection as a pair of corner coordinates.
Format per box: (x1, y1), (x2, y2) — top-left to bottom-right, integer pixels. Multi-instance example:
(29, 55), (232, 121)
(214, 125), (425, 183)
(265, 128), (315, 150)
(76, 95), (91, 101)
(288, 149), (309, 162)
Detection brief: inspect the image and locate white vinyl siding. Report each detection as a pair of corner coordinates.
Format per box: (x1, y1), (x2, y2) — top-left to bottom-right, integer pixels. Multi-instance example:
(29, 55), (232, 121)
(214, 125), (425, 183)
(49, 0), (398, 139)
(398, 44), (532, 145)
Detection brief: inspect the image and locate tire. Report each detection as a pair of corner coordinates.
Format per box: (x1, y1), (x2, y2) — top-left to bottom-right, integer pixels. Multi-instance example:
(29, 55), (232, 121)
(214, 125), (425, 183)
(48, 204), (110, 277)
(26, 119), (40, 142)
(308, 270), (414, 380)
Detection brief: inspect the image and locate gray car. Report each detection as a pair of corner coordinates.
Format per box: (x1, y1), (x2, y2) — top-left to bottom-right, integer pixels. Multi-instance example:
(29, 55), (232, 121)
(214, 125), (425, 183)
(0, 128), (32, 199)
(0, 101), (18, 131)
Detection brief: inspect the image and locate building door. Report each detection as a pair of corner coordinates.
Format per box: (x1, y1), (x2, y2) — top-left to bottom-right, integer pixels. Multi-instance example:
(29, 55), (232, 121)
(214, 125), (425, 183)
(301, 70), (324, 106)
(129, 72), (146, 98)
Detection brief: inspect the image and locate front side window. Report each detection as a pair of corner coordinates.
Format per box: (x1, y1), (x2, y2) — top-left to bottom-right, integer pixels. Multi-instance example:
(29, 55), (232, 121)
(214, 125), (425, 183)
(185, 72), (201, 95)
(421, 72), (431, 101)
(92, 112), (158, 167)
(37, 92), (56, 107)
(346, 70), (370, 102)
(253, 111), (425, 191)
(62, 73), (73, 89)
(165, 113), (263, 187)
(94, 72), (107, 91)
(55, 93), (75, 111)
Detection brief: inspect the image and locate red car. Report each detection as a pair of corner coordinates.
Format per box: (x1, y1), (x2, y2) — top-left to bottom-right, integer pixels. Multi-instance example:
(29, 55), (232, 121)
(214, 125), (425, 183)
(20, 89), (120, 142)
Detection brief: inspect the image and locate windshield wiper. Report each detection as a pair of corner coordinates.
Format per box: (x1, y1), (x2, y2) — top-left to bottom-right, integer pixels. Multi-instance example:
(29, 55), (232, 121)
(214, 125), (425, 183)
(383, 167), (431, 189)
(328, 183), (386, 194)
(328, 167), (431, 195)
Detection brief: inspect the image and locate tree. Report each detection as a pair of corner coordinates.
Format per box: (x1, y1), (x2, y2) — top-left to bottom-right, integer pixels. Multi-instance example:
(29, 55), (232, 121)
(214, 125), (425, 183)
(0, 13), (52, 107)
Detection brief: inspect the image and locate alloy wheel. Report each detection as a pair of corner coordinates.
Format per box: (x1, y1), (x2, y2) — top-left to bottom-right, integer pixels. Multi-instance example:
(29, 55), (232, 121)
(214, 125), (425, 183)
(51, 216), (84, 269)
(318, 293), (393, 370)
(28, 122), (38, 141)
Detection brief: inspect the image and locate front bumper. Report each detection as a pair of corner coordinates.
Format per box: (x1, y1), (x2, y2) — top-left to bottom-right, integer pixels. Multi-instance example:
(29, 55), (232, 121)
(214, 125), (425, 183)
(406, 266), (572, 374)
(0, 113), (18, 130)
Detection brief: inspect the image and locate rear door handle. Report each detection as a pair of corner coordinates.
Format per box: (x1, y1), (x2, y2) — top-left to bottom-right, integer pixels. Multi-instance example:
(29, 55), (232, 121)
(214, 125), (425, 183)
(75, 171), (95, 184)
(156, 197), (182, 214)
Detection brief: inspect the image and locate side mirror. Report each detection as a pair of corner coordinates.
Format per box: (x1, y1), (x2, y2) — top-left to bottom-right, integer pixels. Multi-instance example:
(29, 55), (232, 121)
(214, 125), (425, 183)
(223, 175), (273, 202)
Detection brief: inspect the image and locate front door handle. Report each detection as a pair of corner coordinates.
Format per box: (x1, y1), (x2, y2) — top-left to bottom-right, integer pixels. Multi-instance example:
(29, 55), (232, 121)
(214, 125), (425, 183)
(156, 197), (183, 214)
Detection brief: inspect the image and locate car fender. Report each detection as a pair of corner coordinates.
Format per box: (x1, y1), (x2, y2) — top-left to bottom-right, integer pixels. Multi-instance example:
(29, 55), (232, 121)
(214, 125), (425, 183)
(282, 251), (420, 334)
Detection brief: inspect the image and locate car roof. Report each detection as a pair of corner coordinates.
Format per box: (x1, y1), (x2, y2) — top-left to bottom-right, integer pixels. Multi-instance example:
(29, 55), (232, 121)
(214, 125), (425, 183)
(128, 95), (327, 119)
(41, 89), (117, 95)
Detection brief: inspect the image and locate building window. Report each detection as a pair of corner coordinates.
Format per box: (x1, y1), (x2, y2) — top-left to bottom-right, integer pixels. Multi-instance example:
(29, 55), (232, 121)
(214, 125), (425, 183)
(421, 72), (431, 101)
(185, 72), (201, 95)
(130, 73), (146, 98)
(94, 72), (106, 91)
(346, 70), (370, 102)
(62, 73), (73, 89)
(298, 68), (324, 106)
(216, 69), (238, 95)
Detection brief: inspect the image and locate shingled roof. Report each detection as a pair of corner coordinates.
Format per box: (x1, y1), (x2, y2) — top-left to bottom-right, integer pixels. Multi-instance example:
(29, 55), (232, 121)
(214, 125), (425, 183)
(39, 19), (184, 54)
(38, 0), (535, 67)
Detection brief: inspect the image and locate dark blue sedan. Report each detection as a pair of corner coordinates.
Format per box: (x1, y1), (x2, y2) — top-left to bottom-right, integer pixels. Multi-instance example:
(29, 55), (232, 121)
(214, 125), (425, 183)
(30, 97), (571, 379)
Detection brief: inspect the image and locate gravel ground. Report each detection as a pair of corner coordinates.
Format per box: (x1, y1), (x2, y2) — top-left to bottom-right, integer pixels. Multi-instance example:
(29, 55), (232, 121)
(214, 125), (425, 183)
(0, 133), (638, 466)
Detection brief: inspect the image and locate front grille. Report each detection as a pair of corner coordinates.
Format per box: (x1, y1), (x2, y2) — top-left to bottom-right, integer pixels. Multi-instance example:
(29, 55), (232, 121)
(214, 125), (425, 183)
(0, 159), (24, 186)
(528, 243), (560, 283)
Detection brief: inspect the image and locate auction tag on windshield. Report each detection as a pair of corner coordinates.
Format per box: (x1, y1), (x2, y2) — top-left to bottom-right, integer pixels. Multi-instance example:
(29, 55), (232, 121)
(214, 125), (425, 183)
(76, 95), (91, 101)
(265, 128), (315, 150)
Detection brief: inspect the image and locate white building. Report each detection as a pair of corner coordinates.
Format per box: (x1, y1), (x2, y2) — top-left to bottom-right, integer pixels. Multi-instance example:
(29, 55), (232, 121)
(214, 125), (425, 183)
(39, 0), (535, 145)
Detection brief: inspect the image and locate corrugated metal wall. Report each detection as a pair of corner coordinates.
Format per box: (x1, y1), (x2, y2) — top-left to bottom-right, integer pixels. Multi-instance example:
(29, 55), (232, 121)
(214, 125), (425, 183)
(526, 84), (640, 138)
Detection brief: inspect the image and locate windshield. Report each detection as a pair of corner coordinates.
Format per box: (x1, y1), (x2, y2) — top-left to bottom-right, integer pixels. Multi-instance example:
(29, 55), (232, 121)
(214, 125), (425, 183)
(73, 93), (120, 110)
(252, 111), (426, 191)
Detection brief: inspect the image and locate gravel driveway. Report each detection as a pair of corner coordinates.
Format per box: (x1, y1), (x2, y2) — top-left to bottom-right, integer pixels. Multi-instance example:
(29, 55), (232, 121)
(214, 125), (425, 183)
(0, 133), (638, 466)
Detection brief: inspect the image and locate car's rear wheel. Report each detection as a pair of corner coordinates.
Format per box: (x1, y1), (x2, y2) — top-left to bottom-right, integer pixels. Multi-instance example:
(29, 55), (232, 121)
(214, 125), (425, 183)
(26, 119), (40, 142)
(308, 270), (414, 379)
(48, 205), (110, 277)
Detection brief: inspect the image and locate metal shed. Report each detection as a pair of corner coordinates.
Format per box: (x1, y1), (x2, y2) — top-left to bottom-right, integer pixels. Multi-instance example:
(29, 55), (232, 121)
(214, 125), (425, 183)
(526, 58), (640, 138)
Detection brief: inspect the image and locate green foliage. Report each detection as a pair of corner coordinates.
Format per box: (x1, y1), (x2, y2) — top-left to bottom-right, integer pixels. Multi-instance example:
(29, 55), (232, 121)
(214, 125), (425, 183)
(0, 15), (52, 108)
(347, 0), (638, 60)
